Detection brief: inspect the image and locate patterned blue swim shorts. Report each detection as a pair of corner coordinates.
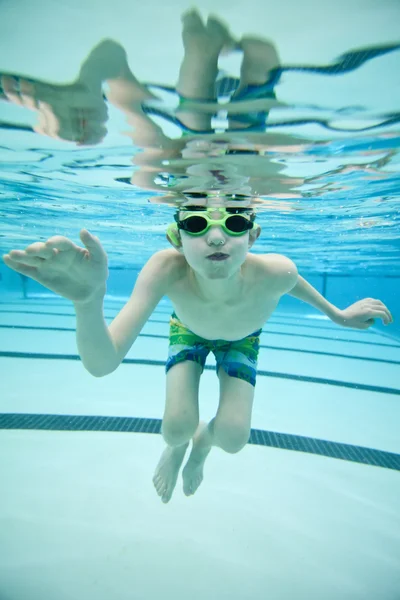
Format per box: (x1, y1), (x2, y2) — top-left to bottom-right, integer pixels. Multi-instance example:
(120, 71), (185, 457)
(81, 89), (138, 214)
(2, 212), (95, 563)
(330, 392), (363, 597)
(165, 312), (262, 387)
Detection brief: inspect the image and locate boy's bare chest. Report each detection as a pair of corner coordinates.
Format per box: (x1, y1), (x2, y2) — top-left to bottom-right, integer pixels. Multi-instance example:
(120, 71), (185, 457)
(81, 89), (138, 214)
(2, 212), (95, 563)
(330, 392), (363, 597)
(165, 258), (280, 341)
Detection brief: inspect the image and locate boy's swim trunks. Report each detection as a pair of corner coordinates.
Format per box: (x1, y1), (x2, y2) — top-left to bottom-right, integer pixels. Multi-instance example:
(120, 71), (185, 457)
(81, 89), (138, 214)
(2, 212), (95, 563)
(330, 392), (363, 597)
(166, 312), (262, 387)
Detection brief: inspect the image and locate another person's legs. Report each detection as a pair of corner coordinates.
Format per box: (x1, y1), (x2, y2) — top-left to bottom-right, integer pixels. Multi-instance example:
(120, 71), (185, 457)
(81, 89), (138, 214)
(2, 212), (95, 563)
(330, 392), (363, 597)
(232, 36), (280, 99)
(227, 36), (281, 131)
(176, 9), (235, 131)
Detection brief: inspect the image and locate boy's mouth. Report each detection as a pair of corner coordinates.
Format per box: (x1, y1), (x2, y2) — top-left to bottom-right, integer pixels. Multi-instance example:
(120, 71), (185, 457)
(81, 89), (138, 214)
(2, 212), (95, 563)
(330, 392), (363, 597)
(207, 252), (229, 261)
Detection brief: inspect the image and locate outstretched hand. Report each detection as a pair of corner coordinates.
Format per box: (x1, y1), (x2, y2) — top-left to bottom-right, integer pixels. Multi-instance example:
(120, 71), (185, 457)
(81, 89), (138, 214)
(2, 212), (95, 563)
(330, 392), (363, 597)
(2, 230), (108, 304)
(333, 298), (393, 329)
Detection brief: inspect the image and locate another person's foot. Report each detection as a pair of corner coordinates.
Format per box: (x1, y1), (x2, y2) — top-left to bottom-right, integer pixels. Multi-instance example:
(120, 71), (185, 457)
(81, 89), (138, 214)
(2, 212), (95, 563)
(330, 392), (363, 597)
(153, 442), (189, 503)
(207, 14), (238, 55)
(182, 421), (212, 497)
(181, 9), (236, 57)
(240, 36), (280, 73)
(233, 36), (280, 99)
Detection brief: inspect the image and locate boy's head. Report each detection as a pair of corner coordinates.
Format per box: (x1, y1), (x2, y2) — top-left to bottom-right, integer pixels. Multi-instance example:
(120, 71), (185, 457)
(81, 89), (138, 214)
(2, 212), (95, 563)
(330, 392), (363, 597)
(166, 205), (261, 279)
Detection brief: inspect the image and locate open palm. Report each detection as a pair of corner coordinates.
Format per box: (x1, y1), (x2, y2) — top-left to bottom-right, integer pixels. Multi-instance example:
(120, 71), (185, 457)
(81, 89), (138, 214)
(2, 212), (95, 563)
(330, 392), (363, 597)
(2, 230), (108, 304)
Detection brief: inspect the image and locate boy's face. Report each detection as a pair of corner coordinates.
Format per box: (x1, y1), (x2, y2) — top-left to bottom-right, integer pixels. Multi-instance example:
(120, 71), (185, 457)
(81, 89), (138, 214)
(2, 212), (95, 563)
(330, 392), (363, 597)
(167, 208), (261, 279)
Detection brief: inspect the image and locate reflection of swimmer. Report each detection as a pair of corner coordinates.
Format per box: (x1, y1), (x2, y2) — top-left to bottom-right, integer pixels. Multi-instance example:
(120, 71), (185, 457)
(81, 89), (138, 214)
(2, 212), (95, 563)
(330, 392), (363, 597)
(2, 32), (399, 140)
(0, 38), (139, 145)
(0, 33), (306, 204)
(169, 9), (281, 133)
(0, 10), (282, 142)
(143, 36), (400, 134)
(3, 209), (393, 503)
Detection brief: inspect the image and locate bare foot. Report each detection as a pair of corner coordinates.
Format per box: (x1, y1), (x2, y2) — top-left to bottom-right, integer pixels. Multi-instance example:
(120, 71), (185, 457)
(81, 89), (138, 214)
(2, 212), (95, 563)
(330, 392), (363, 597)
(232, 36), (281, 99)
(153, 442), (189, 503)
(240, 36), (280, 74)
(182, 421), (212, 497)
(206, 15), (238, 55)
(181, 9), (236, 57)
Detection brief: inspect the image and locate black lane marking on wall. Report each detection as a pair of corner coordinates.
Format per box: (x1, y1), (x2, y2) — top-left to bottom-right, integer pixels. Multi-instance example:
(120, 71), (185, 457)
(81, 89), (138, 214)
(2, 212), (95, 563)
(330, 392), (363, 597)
(0, 311), (396, 347)
(0, 351), (399, 395)
(0, 306), (381, 331)
(0, 413), (399, 472)
(0, 325), (399, 365)
(0, 305), (381, 327)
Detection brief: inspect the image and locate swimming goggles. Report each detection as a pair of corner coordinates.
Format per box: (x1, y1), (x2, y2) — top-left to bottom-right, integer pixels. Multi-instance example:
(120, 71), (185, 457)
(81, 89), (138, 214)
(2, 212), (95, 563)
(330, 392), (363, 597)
(169, 207), (260, 237)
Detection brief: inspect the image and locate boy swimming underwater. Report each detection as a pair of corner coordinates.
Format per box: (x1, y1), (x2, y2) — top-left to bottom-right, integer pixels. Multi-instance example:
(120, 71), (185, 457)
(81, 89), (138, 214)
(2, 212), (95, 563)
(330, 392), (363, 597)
(2, 204), (393, 503)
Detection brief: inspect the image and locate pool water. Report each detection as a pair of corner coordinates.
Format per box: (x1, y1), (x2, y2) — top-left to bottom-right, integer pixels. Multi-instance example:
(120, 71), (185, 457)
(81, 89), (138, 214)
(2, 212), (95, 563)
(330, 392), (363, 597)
(0, 1), (399, 598)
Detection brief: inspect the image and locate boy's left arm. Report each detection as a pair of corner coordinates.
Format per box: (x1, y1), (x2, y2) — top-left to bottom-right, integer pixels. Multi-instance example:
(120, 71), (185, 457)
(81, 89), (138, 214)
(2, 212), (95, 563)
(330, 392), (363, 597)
(285, 269), (393, 330)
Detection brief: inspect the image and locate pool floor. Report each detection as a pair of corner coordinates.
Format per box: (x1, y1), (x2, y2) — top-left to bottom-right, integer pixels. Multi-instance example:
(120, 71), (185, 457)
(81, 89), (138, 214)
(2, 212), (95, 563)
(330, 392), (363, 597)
(0, 297), (399, 600)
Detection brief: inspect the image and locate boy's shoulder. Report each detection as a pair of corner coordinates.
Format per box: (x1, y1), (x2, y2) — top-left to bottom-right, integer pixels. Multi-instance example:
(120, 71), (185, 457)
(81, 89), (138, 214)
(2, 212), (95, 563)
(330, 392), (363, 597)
(256, 253), (298, 295)
(149, 248), (187, 283)
(257, 252), (296, 271)
(154, 248), (185, 269)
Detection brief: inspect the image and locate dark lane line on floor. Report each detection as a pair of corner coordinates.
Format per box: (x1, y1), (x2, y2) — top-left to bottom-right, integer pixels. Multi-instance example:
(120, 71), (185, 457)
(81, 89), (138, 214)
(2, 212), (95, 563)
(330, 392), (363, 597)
(0, 413), (398, 472)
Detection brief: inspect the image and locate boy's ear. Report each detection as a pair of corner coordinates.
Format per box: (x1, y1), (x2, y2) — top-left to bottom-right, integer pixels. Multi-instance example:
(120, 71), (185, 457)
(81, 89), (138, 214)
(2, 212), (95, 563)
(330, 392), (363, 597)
(166, 225), (183, 250)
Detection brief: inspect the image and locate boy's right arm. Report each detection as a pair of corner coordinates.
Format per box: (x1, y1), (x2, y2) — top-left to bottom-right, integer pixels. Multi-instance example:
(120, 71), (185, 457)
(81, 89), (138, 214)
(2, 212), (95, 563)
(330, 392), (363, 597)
(74, 249), (174, 377)
(3, 231), (175, 377)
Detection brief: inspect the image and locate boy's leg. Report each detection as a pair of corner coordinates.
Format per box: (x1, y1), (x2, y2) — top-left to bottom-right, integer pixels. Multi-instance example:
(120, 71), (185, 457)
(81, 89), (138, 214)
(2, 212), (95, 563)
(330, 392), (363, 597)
(182, 369), (255, 496)
(153, 360), (203, 503)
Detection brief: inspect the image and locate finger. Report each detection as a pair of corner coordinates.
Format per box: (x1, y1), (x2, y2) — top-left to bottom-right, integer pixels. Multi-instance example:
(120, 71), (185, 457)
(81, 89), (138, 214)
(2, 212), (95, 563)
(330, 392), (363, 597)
(367, 300), (393, 323)
(19, 79), (39, 110)
(37, 101), (60, 138)
(45, 236), (77, 252)
(3, 253), (40, 277)
(383, 310), (393, 325)
(2, 76), (23, 106)
(33, 110), (49, 136)
(368, 309), (391, 325)
(379, 305), (393, 324)
(376, 306), (394, 323)
(79, 229), (105, 258)
(25, 242), (55, 259)
(7, 249), (45, 267)
(369, 299), (387, 308)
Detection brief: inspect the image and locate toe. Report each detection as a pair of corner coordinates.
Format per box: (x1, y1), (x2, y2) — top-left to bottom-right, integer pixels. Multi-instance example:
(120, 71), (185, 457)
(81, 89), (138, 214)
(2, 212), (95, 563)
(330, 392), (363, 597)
(162, 491), (171, 503)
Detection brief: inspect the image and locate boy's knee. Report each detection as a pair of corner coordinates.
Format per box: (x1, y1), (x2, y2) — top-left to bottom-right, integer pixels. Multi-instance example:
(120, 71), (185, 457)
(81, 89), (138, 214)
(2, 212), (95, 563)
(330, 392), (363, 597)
(213, 418), (250, 454)
(162, 414), (198, 447)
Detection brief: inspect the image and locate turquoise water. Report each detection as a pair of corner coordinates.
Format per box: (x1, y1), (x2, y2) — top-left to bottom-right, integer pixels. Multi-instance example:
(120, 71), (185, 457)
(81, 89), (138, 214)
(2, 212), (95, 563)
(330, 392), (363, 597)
(1, 132), (400, 273)
(1, 40), (399, 274)
(1, 3), (400, 599)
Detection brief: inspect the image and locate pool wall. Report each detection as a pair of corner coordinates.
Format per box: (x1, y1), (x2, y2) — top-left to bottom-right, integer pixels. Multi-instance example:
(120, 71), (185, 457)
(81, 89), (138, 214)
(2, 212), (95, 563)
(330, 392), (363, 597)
(1, 264), (399, 340)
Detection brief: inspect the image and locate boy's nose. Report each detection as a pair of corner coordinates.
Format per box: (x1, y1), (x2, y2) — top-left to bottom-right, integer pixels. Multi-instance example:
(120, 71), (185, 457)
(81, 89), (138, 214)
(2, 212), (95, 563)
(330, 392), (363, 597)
(206, 224), (226, 244)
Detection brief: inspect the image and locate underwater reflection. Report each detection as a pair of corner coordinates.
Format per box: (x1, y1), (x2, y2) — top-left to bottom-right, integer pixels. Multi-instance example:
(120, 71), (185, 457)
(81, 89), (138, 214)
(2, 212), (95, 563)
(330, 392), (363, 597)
(1, 8), (399, 217)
